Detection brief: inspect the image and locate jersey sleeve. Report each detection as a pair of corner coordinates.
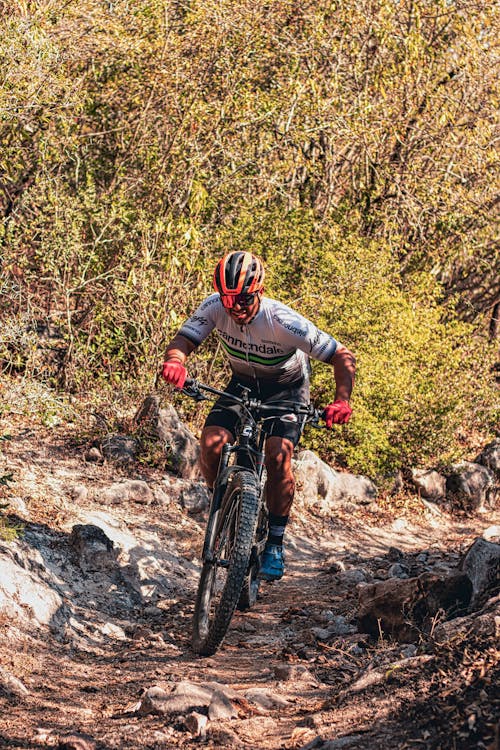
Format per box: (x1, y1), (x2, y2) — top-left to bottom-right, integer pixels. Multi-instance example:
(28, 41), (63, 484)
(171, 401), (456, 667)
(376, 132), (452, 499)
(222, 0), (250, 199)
(271, 304), (339, 363)
(177, 294), (219, 346)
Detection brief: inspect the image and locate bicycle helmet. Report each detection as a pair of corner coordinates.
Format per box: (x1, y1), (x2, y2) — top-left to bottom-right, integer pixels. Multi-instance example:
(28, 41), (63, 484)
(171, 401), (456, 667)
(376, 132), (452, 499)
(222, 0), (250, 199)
(213, 251), (265, 298)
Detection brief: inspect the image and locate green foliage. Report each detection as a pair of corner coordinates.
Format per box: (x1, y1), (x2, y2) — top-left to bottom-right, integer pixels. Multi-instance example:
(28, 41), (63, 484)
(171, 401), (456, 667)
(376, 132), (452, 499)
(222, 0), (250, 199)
(0, 513), (19, 542)
(205, 209), (499, 478)
(0, 0), (498, 478)
(0, 470), (22, 542)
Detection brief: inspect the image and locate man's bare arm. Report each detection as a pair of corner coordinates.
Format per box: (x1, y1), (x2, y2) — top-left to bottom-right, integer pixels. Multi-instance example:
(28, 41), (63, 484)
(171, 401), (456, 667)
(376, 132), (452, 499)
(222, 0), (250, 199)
(164, 334), (197, 364)
(330, 345), (356, 402)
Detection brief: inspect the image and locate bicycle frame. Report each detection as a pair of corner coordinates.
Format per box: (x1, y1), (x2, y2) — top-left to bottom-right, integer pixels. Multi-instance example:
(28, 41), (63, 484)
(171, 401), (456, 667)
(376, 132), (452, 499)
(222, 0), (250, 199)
(181, 378), (320, 563)
(186, 384), (269, 563)
(182, 377), (323, 654)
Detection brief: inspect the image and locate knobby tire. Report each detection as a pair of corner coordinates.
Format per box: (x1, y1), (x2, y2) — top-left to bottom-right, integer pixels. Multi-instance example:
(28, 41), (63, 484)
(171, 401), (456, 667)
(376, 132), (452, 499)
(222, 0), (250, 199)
(192, 470), (259, 655)
(237, 497), (267, 611)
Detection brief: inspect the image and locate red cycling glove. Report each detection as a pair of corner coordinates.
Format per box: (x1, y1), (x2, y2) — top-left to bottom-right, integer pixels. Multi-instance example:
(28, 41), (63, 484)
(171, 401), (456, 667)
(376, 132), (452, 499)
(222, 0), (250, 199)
(161, 361), (187, 389)
(323, 400), (352, 428)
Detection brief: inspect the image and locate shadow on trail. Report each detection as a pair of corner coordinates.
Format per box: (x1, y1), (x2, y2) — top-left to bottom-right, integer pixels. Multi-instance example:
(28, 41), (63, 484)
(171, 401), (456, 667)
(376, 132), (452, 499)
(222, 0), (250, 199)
(0, 732), (48, 749)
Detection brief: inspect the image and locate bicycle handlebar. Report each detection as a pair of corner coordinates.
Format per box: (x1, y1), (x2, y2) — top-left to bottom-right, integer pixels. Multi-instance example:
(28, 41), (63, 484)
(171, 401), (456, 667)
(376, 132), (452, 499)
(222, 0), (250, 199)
(181, 377), (324, 424)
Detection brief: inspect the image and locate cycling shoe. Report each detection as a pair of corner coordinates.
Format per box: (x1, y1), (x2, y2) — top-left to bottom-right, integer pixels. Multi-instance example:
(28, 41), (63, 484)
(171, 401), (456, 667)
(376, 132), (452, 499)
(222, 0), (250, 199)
(260, 543), (285, 581)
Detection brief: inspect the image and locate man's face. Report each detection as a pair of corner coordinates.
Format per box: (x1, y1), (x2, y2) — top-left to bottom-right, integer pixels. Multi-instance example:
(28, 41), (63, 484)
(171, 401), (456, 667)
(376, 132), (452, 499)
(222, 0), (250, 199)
(220, 291), (262, 324)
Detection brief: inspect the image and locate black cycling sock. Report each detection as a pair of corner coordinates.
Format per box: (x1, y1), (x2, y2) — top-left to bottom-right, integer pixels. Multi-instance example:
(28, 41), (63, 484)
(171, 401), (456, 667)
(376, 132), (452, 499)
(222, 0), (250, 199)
(267, 513), (289, 546)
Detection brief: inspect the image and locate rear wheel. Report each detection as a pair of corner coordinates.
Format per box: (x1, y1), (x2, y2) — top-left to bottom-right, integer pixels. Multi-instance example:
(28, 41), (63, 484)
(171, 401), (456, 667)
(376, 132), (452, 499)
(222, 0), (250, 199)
(192, 470), (259, 655)
(237, 557), (261, 610)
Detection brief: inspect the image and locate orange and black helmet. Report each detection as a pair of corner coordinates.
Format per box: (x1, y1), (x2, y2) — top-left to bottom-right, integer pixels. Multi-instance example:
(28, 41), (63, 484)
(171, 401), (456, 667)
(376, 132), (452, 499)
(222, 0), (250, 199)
(213, 251), (265, 302)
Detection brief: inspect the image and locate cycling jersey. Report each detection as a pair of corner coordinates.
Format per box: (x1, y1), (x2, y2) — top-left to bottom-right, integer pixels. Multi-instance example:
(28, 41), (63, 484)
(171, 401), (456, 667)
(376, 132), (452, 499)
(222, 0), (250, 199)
(178, 294), (339, 384)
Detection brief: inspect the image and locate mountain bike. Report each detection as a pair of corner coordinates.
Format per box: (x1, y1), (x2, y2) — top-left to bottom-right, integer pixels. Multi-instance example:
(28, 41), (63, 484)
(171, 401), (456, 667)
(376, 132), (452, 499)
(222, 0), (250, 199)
(181, 377), (323, 656)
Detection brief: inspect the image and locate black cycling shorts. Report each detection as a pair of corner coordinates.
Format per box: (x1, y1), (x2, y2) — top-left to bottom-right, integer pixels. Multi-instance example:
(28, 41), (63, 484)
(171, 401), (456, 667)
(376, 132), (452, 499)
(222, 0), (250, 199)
(204, 375), (310, 446)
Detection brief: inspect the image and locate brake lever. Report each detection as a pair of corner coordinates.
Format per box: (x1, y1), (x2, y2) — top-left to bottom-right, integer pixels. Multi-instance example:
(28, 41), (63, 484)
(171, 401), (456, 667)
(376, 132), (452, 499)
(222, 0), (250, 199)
(306, 410), (326, 429)
(181, 383), (208, 402)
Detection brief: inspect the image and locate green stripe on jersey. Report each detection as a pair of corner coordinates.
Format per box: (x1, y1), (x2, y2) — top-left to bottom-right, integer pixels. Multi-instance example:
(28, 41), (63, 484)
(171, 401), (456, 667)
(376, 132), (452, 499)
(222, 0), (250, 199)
(221, 341), (293, 366)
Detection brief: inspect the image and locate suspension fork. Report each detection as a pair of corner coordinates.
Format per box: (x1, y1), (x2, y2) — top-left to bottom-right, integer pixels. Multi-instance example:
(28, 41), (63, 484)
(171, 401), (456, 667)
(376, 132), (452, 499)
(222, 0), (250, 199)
(202, 442), (233, 562)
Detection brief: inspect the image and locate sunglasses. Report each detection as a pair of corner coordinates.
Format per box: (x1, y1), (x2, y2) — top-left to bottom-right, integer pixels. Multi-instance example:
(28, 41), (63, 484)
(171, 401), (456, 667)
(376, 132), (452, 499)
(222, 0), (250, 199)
(220, 292), (258, 309)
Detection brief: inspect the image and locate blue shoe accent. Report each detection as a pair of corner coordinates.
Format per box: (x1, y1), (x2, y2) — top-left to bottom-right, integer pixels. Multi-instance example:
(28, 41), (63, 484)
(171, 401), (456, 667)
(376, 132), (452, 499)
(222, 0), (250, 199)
(260, 543), (285, 581)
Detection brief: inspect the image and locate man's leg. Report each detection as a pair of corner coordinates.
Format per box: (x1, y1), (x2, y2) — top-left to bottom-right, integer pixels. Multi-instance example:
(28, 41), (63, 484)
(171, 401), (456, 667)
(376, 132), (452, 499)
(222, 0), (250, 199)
(260, 436), (295, 581)
(199, 425), (233, 489)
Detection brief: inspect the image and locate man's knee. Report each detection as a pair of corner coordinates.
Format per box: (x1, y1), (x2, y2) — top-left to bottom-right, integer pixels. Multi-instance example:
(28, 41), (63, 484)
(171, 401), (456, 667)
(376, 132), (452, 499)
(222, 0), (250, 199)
(200, 425), (230, 450)
(199, 426), (233, 482)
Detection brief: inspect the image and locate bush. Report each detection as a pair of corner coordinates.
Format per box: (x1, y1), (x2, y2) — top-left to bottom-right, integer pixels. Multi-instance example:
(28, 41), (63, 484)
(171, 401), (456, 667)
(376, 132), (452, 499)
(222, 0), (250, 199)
(0, 1), (497, 480)
(211, 209), (498, 478)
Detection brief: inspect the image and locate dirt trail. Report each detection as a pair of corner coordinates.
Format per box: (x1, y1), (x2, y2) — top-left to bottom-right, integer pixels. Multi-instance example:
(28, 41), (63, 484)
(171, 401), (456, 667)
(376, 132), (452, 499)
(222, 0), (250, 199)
(0, 424), (498, 750)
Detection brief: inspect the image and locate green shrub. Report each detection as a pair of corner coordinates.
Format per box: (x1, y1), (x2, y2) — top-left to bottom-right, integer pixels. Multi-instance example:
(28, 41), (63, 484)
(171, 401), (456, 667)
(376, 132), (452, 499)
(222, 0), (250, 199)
(0, 470), (22, 542)
(210, 210), (498, 478)
(0, 1), (497, 481)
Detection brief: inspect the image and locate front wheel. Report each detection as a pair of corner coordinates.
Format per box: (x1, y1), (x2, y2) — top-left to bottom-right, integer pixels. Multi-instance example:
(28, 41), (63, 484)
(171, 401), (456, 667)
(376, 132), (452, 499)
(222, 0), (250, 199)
(192, 470), (259, 655)
(237, 500), (267, 611)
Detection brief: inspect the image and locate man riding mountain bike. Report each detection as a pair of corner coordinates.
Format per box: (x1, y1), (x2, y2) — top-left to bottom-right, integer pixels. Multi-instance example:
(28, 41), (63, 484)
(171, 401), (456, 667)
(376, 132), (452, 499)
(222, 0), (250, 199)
(161, 251), (356, 581)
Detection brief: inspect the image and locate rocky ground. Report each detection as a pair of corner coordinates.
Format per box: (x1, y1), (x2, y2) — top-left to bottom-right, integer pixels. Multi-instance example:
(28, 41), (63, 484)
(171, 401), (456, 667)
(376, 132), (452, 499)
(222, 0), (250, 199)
(0, 386), (498, 750)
